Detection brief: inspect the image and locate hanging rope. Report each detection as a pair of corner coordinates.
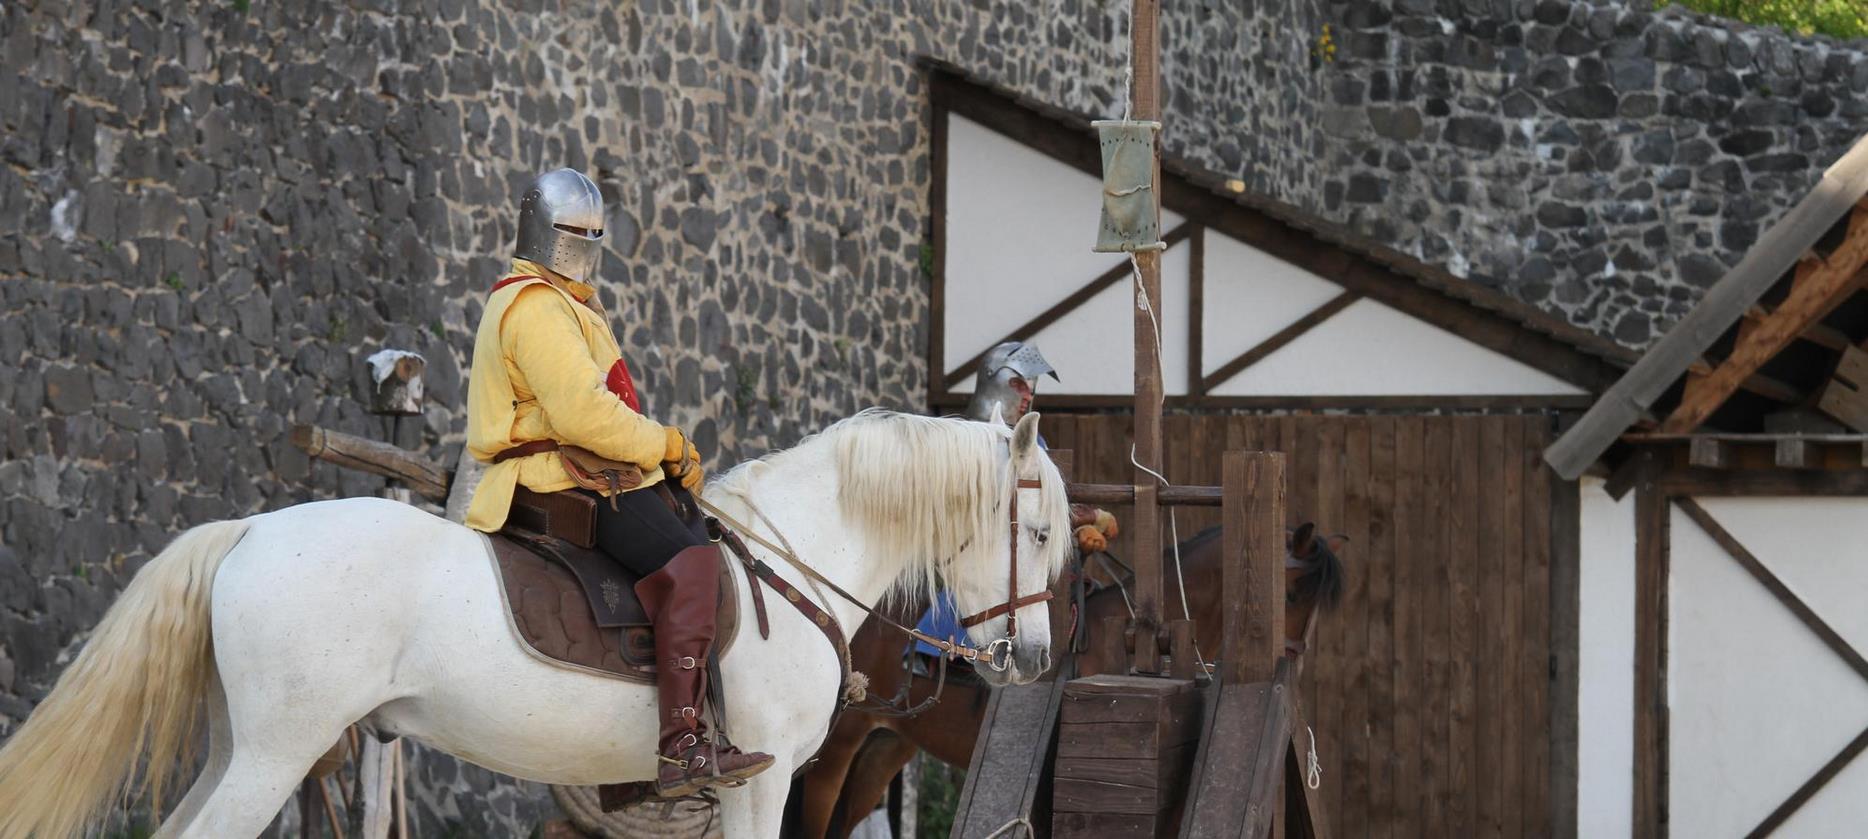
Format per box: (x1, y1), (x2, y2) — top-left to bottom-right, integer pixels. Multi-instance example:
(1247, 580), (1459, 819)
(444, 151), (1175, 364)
(1306, 726), (1323, 790)
(1127, 257), (1209, 676)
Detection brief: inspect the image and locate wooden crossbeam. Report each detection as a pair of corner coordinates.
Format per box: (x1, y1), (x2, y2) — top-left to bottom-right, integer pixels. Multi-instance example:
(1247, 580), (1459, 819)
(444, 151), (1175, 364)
(1683, 359), (1804, 404)
(1674, 499), (1868, 838)
(1745, 305), (1852, 352)
(1201, 291), (1360, 393)
(940, 221), (1196, 390)
(1675, 499), (1868, 680)
(1662, 210), (1868, 432)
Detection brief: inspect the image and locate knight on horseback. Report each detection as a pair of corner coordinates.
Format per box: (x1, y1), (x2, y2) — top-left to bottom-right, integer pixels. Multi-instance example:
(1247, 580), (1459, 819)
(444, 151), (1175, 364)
(462, 168), (773, 799)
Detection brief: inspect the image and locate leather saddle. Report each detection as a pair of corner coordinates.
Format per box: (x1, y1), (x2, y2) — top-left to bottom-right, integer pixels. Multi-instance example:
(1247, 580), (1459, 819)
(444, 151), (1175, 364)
(487, 487), (738, 684)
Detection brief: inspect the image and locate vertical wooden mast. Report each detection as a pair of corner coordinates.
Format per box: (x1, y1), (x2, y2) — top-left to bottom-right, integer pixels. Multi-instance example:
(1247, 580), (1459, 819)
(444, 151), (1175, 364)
(1128, 0), (1166, 674)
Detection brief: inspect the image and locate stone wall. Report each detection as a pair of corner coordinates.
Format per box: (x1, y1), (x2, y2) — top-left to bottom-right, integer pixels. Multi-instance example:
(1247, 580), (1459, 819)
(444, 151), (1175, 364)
(3, 0), (1861, 834)
(1305, 0), (1868, 345)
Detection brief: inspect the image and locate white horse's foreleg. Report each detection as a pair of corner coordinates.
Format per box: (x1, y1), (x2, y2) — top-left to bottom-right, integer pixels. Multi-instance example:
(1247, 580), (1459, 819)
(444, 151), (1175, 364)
(718, 760), (797, 839)
(154, 670), (234, 839)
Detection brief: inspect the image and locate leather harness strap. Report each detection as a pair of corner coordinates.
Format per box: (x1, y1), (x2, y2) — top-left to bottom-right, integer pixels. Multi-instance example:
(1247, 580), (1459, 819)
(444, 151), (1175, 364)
(493, 439), (562, 463)
(958, 478), (1052, 638)
(692, 484), (1051, 673)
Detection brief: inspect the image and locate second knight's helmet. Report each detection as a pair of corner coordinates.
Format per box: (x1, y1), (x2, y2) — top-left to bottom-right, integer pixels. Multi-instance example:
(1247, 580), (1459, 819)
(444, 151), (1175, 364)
(514, 168), (605, 284)
(964, 341), (1059, 425)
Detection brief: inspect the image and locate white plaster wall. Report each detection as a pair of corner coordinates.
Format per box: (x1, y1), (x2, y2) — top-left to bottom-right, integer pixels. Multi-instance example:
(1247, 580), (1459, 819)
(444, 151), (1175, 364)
(943, 111), (1586, 398)
(1212, 298), (1586, 396)
(1578, 477), (1635, 839)
(942, 112), (1184, 390)
(1669, 497), (1868, 838)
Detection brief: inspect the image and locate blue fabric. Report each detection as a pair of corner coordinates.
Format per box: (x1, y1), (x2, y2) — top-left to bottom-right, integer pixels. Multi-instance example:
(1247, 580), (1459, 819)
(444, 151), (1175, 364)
(911, 433), (1052, 658)
(914, 591), (965, 657)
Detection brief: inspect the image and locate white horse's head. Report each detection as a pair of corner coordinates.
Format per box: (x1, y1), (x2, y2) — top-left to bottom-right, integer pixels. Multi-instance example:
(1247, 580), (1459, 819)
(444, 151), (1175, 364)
(831, 410), (1072, 686)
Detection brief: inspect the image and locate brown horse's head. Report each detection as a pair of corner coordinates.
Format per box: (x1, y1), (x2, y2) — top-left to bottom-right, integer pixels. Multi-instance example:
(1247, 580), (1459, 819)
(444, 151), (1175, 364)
(1284, 522), (1347, 652)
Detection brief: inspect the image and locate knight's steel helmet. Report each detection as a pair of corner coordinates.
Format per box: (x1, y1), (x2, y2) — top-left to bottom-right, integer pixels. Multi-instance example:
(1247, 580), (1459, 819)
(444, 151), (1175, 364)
(514, 168), (605, 284)
(964, 341), (1059, 425)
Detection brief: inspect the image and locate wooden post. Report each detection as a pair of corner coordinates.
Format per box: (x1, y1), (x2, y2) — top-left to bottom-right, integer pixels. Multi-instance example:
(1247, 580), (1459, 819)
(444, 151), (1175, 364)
(1226, 451), (1286, 684)
(1181, 451), (1290, 839)
(1127, 0), (1167, 677)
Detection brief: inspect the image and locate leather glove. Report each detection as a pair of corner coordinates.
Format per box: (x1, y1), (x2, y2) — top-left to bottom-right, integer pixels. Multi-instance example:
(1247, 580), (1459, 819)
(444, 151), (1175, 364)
(661, 427), (704, 492)
(1091, 508), (1119, 539)
(1075, 524), (1109, 554)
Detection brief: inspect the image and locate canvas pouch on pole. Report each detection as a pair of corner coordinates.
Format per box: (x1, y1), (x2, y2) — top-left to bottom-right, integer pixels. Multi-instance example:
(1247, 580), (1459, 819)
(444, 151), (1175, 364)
(1092, 119), (1165, 253)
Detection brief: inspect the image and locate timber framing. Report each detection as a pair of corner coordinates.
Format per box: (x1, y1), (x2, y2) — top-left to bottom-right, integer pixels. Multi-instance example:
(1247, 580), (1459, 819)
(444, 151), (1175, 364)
(1546, 133), (1868, 479)
(1657, 498), (1868, 837)
(924, 65), (1632, 411)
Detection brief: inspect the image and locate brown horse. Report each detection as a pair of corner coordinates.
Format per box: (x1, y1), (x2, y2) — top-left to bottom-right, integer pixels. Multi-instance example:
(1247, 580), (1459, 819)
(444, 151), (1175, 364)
(792, 523), (1346, 838)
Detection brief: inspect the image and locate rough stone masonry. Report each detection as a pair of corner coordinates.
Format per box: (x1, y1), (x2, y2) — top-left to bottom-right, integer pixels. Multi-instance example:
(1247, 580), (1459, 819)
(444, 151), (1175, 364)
(2, 0), (1862, 833)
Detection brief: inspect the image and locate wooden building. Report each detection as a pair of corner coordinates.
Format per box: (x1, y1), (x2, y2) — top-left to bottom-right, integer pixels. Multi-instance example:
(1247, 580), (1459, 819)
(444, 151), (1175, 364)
(924, 68), (1644, 837)
(1546, 135), (1868, 838)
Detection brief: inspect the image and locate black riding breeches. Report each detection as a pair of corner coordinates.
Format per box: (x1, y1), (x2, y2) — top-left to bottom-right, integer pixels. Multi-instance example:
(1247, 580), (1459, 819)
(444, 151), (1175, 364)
(586, 484), (710, 578)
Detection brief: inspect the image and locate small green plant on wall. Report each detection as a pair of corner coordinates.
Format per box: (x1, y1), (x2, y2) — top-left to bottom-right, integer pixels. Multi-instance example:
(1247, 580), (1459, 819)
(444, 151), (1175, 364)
(1312, 23), (1338, 65)
(1659, 0), (1868, 40)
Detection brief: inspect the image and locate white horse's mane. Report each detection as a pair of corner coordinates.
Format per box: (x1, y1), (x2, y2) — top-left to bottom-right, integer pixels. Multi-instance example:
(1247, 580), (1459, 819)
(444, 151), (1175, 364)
(710, 409), (1073, 603)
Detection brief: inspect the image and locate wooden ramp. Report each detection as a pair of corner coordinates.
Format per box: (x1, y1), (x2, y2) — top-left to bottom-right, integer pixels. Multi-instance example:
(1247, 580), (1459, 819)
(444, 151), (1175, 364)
(949, 672), (1070, 838)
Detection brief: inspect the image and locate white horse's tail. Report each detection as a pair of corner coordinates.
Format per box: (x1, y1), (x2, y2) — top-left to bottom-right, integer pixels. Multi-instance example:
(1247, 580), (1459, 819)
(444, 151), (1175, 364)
(0, 519), (249, 839)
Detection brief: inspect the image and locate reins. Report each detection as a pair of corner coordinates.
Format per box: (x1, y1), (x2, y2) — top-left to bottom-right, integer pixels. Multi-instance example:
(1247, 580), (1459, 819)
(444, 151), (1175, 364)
(692, 478), (1050, 675)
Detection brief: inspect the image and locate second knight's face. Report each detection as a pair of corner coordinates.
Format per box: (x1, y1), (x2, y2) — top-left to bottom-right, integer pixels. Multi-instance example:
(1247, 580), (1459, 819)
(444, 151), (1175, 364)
(1009, 376), (1034, 422)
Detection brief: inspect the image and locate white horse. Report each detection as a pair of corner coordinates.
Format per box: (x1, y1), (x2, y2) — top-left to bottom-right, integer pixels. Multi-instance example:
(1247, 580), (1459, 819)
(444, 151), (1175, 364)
(0, 410), (1071, 838)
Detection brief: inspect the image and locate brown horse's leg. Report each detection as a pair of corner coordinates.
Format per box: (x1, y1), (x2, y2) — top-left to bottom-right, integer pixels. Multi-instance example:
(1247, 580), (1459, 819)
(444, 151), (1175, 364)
(832, 730), (920, 839)
(797, 717), (881, 839)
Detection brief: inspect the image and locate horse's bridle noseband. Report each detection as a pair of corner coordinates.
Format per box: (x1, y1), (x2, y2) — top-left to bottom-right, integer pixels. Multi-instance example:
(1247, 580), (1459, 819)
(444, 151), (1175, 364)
(957, 478), (1053, 643)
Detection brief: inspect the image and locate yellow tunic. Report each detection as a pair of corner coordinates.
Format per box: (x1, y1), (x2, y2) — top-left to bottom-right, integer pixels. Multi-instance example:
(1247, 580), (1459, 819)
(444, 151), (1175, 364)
(463, 259), (668, 532)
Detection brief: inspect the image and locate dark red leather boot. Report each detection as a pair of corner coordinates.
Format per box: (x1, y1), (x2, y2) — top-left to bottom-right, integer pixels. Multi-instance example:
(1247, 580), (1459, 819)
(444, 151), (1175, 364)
(633, 544), (775, 798)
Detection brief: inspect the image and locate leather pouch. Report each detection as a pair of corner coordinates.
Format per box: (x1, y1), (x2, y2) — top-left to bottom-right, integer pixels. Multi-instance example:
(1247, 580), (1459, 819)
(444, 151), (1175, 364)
(508, 486), (599, 549)
(558, 445), (644, 498)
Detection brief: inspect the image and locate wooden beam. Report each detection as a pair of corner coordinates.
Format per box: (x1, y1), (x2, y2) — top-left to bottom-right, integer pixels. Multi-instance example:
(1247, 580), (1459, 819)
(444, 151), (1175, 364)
(1683, 359), (1804, 404)
(1745, 304), (1852, 352)
(1188, 226), (1206, 396)
(939, 222), (1196, 390)
(1661, 213), (1868, 433)
(1674, 498), (1868, 682)
(1235, 451), (1285, 684)
(1744, 725), (1868, 839)
(1656, 467), (1868, 496)
(1687, 437), (1731, 469)
(292, 425), (449, 501)
(928, 79), (950, 409)
(1201, 292), (1360, 393)
(1632, 487), (1670, 839)
(1066, 483), (1224, 507)
(1127, 0), (1166, 677)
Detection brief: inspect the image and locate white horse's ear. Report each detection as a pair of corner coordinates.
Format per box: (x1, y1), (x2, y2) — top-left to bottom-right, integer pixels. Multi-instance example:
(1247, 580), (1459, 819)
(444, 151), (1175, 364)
(988, 402), (1007, 427)
(1011, 411), (1041, 465)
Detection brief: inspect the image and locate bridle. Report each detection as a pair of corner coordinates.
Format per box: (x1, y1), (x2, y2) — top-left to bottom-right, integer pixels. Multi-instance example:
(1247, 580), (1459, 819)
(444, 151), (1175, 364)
(957, 478), (1053, 654)
(693, 475), (1053, 677)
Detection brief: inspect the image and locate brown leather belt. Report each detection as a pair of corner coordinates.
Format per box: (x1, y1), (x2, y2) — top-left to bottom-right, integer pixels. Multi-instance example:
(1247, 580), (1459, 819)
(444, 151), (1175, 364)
(493, 439), (561, 463)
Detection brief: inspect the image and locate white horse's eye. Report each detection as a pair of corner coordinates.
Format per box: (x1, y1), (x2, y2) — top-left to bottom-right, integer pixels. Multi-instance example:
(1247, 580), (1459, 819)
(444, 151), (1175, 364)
(1032, 528), (1049, 546)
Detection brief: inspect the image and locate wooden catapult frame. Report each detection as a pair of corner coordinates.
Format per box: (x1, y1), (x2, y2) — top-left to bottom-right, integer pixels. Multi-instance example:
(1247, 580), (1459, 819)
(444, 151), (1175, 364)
(948, 3), (1331, 836)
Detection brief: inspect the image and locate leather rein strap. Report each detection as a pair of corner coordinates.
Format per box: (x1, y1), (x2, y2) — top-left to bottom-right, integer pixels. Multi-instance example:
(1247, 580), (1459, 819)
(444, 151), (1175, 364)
(958, 478), (1052, 638)
(692, 487), (1047, 673)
